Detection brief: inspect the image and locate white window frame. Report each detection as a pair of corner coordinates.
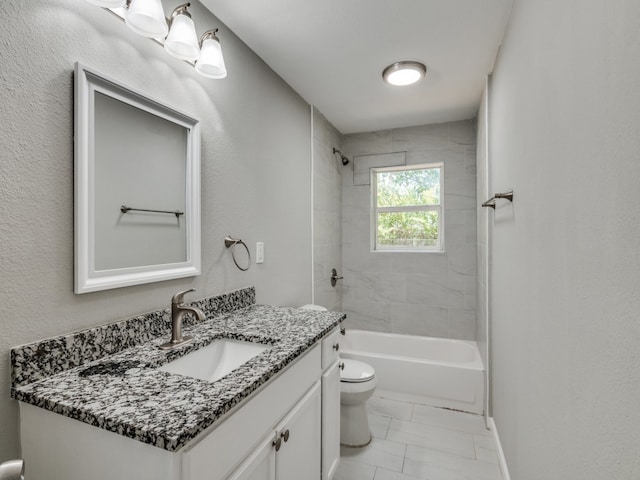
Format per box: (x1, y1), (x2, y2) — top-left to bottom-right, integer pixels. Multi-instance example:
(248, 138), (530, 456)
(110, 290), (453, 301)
(370, 162), (444, 253)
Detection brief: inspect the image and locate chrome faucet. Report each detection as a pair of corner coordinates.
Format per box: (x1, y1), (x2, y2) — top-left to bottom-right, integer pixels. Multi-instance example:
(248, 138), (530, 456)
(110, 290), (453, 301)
(159, 288), (205, 350)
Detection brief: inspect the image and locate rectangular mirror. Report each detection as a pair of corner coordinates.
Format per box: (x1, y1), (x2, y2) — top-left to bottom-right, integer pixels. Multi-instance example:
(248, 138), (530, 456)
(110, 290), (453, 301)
(74, 63), (201, 294)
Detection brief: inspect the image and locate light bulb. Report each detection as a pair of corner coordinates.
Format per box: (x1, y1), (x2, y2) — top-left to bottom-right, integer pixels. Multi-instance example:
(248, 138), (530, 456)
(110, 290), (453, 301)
(387, 69), (422, 86)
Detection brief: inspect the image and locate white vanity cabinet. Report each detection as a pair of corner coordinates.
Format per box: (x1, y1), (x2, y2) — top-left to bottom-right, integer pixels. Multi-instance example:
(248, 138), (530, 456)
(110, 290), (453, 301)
(19, 328), (342, 480)
(321, 361), (341, 480)
(320, 327), (341, 480)
(227, 324), (341, 480)
(226, 432), (276, 480)
(181, 344), (321, 479)
(274, 381), (321, 479)
(228, 382), (321, 480)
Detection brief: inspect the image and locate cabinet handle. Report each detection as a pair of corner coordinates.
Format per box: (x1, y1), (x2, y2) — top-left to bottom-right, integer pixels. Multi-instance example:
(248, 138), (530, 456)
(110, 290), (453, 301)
(339, 362), (345, 370)
(340, 327), (346, 336)
(281, 429), (290, 443)
(333, 343), (339, 351)
(272, 437), (282, 451)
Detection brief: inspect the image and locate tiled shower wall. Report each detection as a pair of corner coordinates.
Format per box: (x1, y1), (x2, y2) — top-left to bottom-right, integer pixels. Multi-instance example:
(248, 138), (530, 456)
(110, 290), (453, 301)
(340, 121), (477, 340)
(312, 107), (343, 311)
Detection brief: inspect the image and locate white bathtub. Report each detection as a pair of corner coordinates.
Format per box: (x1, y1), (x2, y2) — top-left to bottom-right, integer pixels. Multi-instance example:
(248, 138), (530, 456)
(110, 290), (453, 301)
(340, 329), (485, 414)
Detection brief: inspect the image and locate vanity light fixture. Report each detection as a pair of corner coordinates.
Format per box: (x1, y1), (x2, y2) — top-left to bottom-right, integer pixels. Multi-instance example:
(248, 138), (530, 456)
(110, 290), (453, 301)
(125, 0), (168, 38)
(164, 3), (200, 62)
(195, 29), (227, 79)
(84, 0), (227, 79)
(382, 61), (427, 86)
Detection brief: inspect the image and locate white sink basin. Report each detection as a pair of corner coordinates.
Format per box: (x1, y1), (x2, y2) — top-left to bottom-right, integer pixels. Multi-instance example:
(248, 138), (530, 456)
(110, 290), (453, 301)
(158, 339), (269, 382)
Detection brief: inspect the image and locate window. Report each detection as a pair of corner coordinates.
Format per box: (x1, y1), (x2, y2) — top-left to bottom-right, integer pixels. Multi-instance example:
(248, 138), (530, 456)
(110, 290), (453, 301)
(371, 163), (443, 252)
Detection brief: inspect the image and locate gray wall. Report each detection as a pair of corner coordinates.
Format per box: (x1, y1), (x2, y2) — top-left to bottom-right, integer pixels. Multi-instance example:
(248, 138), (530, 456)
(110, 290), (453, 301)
(341, 121), (477, 339)
(489, 0), (640, 477)
(312, 108), (343, 311)
(0, 0), (311, 459)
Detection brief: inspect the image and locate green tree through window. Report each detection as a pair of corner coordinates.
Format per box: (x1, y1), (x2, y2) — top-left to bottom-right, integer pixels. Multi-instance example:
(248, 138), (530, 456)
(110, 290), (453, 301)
(373, 164), (443, 251)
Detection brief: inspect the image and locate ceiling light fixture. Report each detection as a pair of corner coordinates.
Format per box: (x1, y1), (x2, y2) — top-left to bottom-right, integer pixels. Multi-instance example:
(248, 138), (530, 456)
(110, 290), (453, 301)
(164, 3), (200, 62)
(382, 61), (427, 86)
(84, 0), (227, 79)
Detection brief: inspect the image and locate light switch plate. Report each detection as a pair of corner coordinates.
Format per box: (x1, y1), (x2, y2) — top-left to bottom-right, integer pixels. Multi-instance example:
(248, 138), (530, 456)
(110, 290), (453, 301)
(256, 242), (264, 263)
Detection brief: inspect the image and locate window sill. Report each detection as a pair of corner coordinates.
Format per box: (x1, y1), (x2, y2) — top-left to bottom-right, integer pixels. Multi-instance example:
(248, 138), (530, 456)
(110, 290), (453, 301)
(371, 248), (445, 254)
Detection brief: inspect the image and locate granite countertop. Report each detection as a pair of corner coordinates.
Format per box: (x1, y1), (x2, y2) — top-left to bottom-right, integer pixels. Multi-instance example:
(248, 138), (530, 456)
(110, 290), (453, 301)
(12, 304), (345, 452)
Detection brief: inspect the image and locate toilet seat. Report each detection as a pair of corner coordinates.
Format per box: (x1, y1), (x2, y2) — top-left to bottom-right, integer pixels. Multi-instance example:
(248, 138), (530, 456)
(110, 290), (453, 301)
(340, 359), (375, 383)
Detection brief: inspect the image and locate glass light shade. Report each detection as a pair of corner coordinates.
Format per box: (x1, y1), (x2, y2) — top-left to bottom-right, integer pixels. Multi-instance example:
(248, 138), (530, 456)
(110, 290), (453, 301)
(195, 38), (227, 79)
(165, 14), (200, 62)
(382, 61), (427, 86)
(86, 0), (126, 7)
(125, 0), (168, 38)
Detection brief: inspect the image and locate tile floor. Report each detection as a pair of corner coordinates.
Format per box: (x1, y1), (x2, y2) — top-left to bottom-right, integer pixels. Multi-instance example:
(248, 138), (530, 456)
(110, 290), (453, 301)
(336, 396), (503, 480)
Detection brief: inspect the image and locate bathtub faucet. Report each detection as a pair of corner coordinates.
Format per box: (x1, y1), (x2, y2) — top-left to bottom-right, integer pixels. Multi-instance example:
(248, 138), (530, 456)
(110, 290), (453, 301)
(331, 268), (344, 287)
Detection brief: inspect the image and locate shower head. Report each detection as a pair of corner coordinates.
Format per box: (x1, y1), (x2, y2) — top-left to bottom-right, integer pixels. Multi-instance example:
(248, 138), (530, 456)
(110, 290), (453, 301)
(332, 147), (350, 166)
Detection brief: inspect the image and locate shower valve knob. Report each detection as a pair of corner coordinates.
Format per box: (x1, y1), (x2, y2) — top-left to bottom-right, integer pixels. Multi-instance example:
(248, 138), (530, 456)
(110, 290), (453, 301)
(330, 268), (343, 287)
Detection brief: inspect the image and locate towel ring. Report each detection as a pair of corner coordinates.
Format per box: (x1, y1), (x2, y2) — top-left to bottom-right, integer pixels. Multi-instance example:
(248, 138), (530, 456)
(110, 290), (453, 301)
(224, 236), (251, 271)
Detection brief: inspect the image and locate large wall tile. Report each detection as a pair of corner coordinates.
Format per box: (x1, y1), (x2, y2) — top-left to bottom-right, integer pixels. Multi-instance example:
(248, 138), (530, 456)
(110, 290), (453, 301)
(449, 120), (477, 146)
(390, 304), (449, 338)
(313, 108), (343, 311)
(352, 271), (407, 303)
(342, 121), (477, 340)
(342, 298), (391, 332)
(448, 308), (477, 340)
(391, 253), (449, 276)
(406, 275), (463, 308)
(343, 243), (393, 274)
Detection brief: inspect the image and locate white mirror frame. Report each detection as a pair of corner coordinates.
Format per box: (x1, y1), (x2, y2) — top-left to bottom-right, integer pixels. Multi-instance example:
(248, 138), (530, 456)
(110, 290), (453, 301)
(74, 63), (201, 294)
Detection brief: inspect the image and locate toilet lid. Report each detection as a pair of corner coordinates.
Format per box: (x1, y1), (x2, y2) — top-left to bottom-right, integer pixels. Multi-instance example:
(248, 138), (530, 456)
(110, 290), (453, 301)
(340, 359), (375, 383)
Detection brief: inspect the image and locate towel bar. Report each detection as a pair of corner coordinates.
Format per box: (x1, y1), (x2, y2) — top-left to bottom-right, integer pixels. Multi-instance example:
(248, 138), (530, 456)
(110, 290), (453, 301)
(482, 190), (513, 209)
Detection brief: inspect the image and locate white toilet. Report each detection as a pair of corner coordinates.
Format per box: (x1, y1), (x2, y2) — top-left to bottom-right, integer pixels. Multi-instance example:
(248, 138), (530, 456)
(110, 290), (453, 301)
(339, 358), (377, 447)
(300, 304), (378, 447)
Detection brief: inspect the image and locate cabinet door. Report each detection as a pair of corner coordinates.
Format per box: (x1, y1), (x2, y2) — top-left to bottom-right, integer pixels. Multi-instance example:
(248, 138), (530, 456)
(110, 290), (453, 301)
(182, 345), (321, 480)
(275, 381), (321, 480)
(321, 361), (341, 480)
(227, 433), (276, 480)
(321, 328), (340, 371)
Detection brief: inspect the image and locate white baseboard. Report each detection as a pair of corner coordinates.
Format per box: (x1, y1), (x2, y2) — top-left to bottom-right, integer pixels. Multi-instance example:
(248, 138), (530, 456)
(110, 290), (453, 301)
(487, 417), (511, 480)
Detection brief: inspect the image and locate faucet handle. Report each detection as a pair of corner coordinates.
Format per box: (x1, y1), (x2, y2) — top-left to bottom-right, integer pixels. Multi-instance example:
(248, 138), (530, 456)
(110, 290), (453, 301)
(172, 288), (195, 305)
